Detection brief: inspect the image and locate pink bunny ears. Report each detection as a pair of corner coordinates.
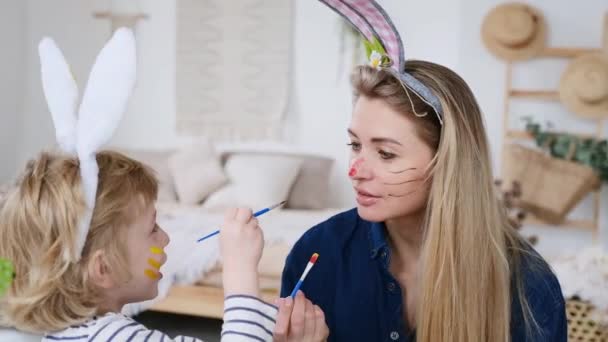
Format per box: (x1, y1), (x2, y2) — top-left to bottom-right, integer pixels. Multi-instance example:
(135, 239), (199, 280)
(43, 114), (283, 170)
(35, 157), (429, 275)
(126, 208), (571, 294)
(38, 28), (137, 262)
(319, 0), (443, 124)
(322, 0), (404, 72)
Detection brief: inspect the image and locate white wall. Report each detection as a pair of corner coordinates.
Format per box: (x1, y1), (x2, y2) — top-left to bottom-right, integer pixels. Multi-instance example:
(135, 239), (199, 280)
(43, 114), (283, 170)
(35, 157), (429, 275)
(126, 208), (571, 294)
(110, 0), (462, 209)
(16, 0), (462, 207)
(0, 1), (25, 182)
(14, 0), (608, 249)
(18, 0), (107, 169)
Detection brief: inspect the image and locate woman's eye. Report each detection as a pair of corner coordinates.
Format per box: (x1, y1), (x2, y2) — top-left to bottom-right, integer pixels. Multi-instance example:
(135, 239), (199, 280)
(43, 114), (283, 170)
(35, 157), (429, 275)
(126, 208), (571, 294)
(347, 142), (362, 151)
(378, 150), (396, 160)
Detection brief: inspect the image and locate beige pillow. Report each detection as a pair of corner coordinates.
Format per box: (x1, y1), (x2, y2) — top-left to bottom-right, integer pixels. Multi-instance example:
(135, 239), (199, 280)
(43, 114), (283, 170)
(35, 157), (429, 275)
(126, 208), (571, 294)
(168, 144), (228, 205)
(117, 149), (177, 202)
(202, 154), (302, 211)
(285, 154), (334, 209)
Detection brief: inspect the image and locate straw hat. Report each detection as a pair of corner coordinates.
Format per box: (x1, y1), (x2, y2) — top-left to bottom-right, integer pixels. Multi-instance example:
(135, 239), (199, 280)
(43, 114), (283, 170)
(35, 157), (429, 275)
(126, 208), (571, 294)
(482, 3), (546, 61)
(560, 53), (608, 118)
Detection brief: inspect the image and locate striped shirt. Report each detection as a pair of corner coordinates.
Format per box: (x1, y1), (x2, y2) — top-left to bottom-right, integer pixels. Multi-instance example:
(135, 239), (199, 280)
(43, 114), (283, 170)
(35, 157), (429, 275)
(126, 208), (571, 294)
(43, 295), (277, 342)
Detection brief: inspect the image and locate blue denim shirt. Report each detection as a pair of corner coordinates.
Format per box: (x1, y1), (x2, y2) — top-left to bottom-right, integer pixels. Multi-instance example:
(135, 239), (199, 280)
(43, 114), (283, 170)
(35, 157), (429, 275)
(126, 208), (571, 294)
(280, 209), (567, 341)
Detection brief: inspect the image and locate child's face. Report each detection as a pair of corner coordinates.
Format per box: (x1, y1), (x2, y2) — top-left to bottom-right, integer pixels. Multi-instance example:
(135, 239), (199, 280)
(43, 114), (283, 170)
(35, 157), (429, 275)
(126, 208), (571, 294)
(114, 202), (170, 305)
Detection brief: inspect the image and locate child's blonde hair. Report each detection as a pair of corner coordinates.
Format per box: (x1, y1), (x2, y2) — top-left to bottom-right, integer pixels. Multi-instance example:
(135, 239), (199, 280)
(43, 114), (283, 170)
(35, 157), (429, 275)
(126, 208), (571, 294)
(0, 150), (158, 333)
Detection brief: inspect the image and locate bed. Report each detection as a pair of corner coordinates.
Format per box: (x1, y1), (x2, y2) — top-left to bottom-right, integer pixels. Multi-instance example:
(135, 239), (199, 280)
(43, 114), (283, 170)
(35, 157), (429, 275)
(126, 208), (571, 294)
(117, 143), (346, 319)
(123, 203), (343, 318)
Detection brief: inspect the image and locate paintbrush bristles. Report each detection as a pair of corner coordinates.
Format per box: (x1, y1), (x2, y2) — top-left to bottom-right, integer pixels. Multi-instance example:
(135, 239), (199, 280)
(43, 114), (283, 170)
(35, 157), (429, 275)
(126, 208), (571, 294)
(268, 200), (287, 210)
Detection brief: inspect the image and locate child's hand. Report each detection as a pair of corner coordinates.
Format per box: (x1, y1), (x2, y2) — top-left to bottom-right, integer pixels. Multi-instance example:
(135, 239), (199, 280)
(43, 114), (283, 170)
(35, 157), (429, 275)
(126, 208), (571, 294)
(220, 207), (264, 297)
(273, 291), (329, 342)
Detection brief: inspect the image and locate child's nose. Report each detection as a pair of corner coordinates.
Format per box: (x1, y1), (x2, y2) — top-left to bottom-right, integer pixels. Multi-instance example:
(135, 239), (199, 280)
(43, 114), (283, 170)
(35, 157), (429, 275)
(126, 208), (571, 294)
(158, 226), (170, 247)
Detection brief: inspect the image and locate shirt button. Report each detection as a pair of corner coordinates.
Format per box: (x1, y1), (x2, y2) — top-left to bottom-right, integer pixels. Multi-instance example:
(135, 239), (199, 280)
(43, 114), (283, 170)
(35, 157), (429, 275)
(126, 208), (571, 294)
(390, 331), (399, 340)
(381, 251), (387, 258)
(387, 282), (396, 292)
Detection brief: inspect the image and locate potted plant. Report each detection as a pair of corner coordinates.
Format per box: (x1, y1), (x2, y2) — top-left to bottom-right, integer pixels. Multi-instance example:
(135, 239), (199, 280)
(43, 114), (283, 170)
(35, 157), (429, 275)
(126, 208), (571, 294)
(524, 118), (608, 182)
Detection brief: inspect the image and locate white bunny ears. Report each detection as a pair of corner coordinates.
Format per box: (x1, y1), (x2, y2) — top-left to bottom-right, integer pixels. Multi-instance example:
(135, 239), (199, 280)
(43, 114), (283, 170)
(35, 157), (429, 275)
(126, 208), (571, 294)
(38, 28), (137, 262)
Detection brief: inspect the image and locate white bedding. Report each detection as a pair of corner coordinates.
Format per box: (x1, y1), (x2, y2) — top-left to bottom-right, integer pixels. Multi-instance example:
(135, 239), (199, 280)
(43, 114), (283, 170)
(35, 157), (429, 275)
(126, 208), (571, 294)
(548, 247), (608, 324)
(122, 202), (344, 316)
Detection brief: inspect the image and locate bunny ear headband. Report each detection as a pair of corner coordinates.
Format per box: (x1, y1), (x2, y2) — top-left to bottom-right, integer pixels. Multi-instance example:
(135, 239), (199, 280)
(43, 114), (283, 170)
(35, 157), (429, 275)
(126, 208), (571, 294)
(38, 28), (137, 262)
(319, 0), (443, 125)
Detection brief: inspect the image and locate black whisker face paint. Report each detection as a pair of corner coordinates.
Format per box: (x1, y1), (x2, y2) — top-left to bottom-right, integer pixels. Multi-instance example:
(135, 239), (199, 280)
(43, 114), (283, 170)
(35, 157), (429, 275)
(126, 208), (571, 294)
(388, 167), (417, 174)
(383, 178), (420, 186)
(382, 166), (419, 185)
(387, 189), (418, 198)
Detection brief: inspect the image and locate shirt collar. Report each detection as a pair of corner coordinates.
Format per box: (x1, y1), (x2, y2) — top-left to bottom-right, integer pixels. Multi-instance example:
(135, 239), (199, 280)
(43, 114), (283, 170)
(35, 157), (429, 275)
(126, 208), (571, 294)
(368, 221), (389, 259)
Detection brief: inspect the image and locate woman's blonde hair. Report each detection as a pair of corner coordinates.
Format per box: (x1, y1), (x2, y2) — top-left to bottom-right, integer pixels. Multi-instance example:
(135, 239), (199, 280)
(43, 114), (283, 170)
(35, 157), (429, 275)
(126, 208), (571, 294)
(351, 62), (537, 342)
(0, 150), (158, 333)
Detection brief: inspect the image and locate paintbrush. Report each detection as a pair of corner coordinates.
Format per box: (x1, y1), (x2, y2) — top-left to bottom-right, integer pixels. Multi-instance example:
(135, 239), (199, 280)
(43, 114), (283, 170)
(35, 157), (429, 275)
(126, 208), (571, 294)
(196, 200), (286, 242)
(289, 253), (319, 298)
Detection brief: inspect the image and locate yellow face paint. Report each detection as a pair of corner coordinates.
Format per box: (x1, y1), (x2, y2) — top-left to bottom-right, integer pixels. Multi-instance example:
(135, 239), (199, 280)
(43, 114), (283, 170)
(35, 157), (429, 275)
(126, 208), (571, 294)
(145, 246), (164, 280)
(148, 258), (161, 270)
(144, 269), (159, 280)
(150, 246), (163, 254)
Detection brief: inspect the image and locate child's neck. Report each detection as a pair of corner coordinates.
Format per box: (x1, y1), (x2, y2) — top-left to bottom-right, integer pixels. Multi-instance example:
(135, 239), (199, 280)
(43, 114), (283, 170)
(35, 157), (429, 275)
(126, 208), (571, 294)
(97, 296), (124, 315)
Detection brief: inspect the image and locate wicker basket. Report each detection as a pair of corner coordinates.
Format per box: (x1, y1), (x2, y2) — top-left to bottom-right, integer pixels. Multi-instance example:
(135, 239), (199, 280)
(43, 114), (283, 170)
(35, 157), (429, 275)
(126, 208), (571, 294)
(566, 298), (608, 342)
(503, 144), (600, 224)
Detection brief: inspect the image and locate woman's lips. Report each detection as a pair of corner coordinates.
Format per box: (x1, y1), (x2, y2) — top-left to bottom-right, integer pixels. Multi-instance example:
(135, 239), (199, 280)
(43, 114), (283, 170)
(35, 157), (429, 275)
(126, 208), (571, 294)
(355, 188), (382, 206)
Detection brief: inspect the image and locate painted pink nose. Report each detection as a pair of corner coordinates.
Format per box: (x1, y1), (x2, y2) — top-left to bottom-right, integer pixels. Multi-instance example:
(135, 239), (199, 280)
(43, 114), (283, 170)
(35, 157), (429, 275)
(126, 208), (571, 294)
(348, 158), (364, 178)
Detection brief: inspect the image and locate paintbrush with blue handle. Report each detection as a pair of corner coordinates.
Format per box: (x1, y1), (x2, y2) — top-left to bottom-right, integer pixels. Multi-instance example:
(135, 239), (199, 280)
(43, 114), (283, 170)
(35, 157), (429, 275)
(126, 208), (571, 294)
(196, 200), (286, 242)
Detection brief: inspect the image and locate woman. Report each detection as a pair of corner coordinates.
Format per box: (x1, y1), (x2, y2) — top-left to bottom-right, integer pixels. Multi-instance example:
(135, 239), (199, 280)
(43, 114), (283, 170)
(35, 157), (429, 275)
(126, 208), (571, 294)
(280, 1), (566, 341)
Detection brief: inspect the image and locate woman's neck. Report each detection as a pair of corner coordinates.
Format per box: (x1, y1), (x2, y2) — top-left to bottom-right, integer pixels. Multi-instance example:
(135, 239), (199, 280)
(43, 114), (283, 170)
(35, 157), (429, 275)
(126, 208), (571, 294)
(385, 210), (425, 272)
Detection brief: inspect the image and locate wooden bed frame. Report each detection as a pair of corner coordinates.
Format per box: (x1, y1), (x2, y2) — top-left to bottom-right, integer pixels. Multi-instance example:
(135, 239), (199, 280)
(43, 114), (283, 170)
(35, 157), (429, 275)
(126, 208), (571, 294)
(149, 284), (279, 319)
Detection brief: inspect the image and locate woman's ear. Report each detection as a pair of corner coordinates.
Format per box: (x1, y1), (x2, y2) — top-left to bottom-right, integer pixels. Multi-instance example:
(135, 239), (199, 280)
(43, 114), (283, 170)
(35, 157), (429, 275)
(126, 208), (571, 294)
(87, 249), (115, 289)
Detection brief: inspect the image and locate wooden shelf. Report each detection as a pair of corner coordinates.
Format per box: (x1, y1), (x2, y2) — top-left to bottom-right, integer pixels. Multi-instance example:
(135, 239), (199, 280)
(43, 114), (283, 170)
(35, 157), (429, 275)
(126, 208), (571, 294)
(93, 11), (149, 20)
(539, 47), (601, 59)
(500, 16), (606, 237)
(523, 216), (597, 231)
(509, 90), (560, 101)
(506, 130), (534, 140)
(506, 130), (599, 141)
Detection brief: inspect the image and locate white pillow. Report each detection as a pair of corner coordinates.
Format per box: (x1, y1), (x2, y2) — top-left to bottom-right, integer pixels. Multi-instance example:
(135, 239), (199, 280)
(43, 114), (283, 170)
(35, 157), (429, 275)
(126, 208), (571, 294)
(216, 143), (335, 209)
(168, 143), (228, 205)
(202, 154), (302, 211)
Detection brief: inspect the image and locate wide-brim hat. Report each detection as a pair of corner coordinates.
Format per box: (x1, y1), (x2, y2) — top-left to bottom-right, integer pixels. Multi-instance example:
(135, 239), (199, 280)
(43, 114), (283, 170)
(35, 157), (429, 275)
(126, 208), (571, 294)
(482, 2), (546, 61)
(560, 53), (608, 118)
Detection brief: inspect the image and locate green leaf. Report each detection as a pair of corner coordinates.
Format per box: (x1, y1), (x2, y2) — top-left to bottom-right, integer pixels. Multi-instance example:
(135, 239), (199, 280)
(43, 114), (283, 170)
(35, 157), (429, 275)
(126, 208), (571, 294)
(363, 39), (373, 60)
(371, 37), (386, 54)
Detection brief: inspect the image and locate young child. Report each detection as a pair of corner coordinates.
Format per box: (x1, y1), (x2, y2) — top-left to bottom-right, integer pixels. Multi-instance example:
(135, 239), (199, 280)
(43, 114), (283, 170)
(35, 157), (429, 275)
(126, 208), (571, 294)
(0, 151), (327, 341)
(0, 28), (327, 341)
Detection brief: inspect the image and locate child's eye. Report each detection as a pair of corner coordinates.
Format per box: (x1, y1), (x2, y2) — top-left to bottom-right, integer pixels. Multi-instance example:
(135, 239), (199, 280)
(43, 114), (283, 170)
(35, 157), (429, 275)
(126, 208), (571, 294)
(347, 142), (362, 152)
(378, 150), (396, 160)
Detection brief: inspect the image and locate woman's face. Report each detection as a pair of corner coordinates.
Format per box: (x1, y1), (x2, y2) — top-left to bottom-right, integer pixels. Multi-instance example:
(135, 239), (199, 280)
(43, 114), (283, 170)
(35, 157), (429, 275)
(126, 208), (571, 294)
(348, 96), (435, 222)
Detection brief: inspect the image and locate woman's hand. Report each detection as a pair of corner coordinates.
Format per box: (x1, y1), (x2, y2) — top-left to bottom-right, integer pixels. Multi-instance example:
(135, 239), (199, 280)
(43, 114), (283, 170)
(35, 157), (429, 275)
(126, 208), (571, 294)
(273, 291), (329, 342)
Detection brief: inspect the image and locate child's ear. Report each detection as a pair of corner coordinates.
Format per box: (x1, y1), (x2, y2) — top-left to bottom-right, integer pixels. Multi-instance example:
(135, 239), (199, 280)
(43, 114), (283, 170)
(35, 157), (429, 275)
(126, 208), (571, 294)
(87, 250), (115, 289)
